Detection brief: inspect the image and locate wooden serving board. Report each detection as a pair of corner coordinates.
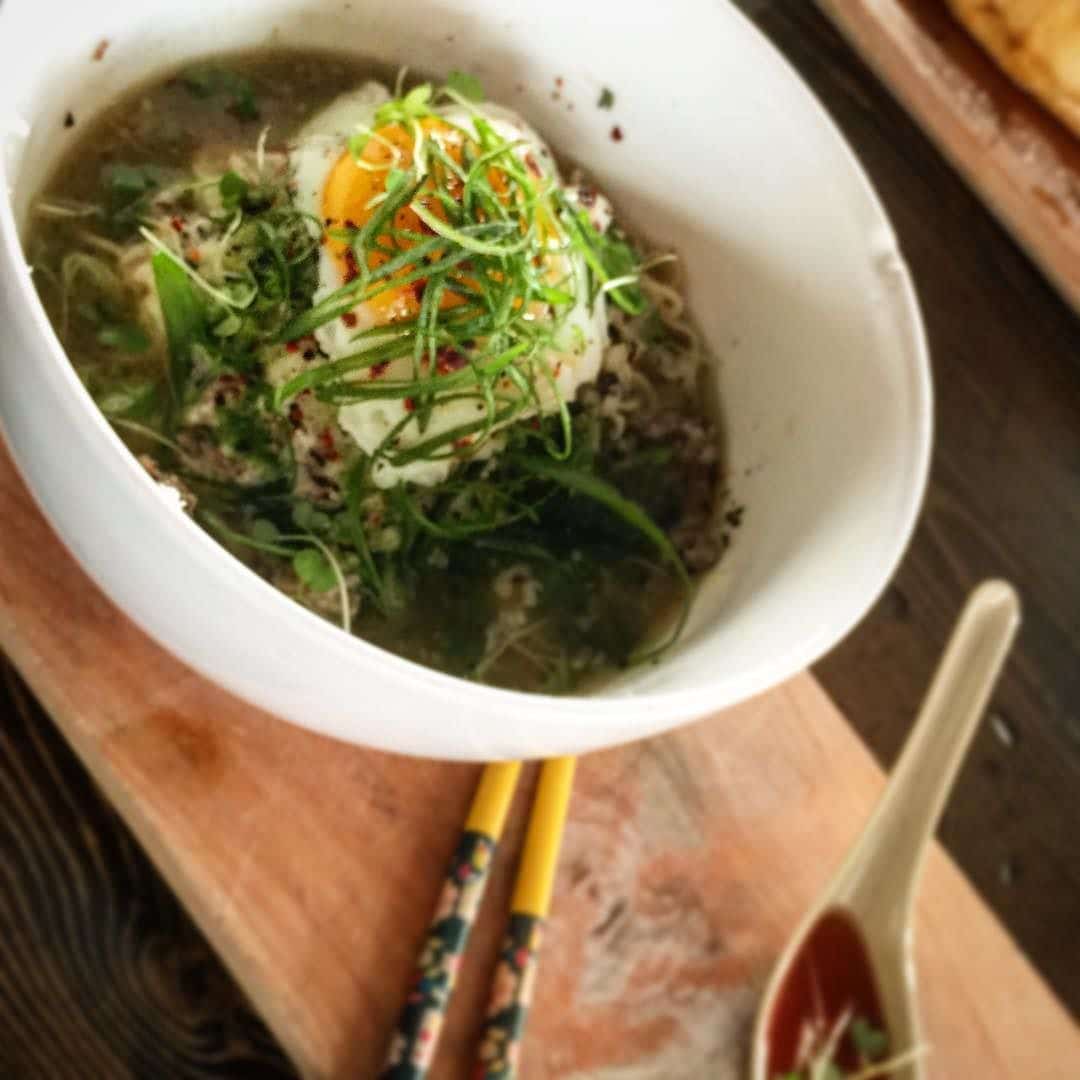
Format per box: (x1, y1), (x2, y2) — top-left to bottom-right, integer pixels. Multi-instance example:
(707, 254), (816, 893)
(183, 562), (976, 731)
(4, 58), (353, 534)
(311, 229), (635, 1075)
(818, 0), (1080, 314)
(0, 437), (1076, 1080)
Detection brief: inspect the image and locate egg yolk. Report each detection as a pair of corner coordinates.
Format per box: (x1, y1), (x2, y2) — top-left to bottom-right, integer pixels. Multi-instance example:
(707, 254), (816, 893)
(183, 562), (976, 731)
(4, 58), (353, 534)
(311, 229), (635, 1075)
(321, 117), (469, 325)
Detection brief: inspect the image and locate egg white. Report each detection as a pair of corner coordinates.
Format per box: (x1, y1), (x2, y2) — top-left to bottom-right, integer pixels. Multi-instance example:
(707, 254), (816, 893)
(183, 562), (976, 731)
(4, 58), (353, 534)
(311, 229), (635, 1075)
(287, 88), (608, 488)
(291, 82), (390, 358)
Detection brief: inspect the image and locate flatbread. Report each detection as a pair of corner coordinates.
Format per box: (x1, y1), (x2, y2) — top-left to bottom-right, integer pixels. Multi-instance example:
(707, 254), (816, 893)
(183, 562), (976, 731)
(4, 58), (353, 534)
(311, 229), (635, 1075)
(946, 0), (1080, 137)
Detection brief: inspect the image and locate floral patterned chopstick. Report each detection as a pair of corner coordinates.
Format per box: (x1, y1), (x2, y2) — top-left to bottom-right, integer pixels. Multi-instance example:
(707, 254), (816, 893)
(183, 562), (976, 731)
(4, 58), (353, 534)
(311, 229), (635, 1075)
(379, 761), (522, 1080)
(474, 756), (578, 1079)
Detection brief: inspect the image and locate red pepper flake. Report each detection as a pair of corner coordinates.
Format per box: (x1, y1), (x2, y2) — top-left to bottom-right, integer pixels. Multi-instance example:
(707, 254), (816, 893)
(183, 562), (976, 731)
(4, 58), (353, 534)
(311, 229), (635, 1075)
(436, 346), (467, 376)
(529, 417), (541, 430)
(92, 39), (109, 62)
(344, 218), (357, 229)
(524, 152), (542, 178)
(341, 312), (358, 328)
(343, 249), (360, 283)
(555, 76), (564, 88)
(186, 249), (201, 265)
(403, 397), (415, 412)
(610, 125), (624, 142)
(554, 361), (563, 377)
(413, 280), (427, 302)
(318, 427), (340, 460)
(288, 403), (304, 430)
(369, 361), (390, 379)
(170, 216), (185, 233)
(285, 340), (301, 353)
(453, 436), (473, 449)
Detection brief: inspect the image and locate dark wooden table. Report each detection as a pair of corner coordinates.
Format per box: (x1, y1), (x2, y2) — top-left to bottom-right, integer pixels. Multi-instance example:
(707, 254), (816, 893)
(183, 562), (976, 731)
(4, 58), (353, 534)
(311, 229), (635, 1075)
(2, 3), (1077, 1076)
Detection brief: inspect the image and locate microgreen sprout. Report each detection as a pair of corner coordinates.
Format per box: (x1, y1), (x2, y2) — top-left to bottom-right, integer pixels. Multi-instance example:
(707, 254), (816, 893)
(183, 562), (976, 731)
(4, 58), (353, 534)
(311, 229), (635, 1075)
(772, 1011), (926, 1080)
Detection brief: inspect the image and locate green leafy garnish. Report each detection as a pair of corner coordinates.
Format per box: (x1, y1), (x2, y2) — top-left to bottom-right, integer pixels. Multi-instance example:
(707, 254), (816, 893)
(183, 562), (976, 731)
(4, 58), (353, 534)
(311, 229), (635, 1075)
(251, 518), (281, 544)
(293, 548), (337, 592)
(770, 1012), (922, 1080)
(102, 164), (169, 237)
(219, 171), (250, 211)
(445, 70), (485, 102)
(516, 458), (687, 585)
(597, 87), (615, 109)
(94, 381), (160, 419)
(97, 321), (150, 353)
(150, 252), (202, 403)
(181, 66), (260, 121)
(849, 1019), (888, 1062)
(556, 192), (646, 315)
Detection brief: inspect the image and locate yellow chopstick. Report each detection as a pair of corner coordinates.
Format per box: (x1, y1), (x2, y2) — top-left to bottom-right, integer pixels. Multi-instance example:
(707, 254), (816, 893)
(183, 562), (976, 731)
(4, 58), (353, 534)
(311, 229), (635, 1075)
(473, 756), (577, 1078)
(510, 756), (577, 916)
(467, 759), (523, 837)
(380, 761), (522, 1080)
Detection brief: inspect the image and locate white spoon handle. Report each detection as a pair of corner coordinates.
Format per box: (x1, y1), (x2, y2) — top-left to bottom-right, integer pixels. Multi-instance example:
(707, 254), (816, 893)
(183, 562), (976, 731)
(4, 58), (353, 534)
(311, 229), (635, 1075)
(832, 580), (1020, 932)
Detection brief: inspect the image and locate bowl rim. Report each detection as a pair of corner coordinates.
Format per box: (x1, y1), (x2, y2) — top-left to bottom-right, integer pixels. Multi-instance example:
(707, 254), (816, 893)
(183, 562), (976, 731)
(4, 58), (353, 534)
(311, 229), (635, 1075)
(0, 0), (933, 753)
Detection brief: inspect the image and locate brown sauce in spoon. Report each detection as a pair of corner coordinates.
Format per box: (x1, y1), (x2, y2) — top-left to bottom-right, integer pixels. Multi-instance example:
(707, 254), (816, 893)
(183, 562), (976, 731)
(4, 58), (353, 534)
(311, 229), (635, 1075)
(765, 908), (889, 1076)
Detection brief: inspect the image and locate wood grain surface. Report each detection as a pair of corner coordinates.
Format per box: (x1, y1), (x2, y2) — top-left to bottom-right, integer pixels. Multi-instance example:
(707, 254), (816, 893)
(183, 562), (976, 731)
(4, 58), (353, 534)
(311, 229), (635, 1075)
(2, 3), (1080, 1078)
(818, 0), (1080, 312)
(0, 660), (293, 1078)
(1, 435), (1077, 1079)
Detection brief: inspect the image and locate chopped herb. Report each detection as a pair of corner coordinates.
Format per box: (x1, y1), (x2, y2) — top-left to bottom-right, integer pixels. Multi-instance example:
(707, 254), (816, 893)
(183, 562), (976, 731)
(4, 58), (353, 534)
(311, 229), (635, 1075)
(516, 458), (687, 584)
(251, 518), (281, 544)
(150, 252), (202, 404)
(102, 163), (169, 237)
(849, 1019), (888, 1062)
(384, 166), (408, 193)
(445, 70), (485, 102)
(94, 380), (160, 419)
(293, 547), (337, 592)
(219, 170), (250, 211)
(97, 321), (150, 353)
(597, 87), (615, 109)
(770, 1012), (922, 1080)
(556, 191), (646, 315)
(180, 66), (260, 121)
(293, 501), (333, 534)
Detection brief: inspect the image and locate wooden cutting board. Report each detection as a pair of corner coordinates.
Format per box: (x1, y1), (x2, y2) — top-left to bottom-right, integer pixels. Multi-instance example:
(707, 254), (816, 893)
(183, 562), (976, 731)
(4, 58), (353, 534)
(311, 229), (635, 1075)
(818, 0), (1080, 314)
(0, 437), (1076, 1080)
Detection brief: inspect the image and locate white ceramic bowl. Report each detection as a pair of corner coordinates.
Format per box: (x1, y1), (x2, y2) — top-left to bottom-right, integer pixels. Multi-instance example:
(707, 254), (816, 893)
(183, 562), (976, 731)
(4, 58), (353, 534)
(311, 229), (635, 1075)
(0, 0), (931, 760)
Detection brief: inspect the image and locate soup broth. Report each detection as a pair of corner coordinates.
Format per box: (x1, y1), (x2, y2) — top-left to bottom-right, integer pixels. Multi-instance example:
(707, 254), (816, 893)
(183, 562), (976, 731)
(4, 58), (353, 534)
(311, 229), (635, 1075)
(27, 50), (732, 693)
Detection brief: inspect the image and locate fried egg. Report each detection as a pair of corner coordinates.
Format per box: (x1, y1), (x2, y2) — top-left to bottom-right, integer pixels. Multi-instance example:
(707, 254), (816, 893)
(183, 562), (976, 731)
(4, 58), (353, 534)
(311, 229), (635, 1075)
(287, 86), (608, 488)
